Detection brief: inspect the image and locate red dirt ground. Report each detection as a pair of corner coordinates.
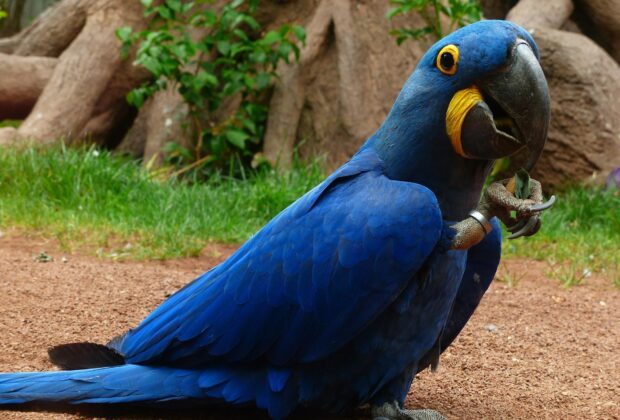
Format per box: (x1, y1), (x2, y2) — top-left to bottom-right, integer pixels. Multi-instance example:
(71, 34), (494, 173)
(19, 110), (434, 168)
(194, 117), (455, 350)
(0, 236), (618, 419)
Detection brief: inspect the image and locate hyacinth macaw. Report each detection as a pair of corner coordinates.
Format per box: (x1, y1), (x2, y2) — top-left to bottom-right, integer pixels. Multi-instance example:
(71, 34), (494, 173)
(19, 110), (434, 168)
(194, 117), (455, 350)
(0, 20), (553, 419)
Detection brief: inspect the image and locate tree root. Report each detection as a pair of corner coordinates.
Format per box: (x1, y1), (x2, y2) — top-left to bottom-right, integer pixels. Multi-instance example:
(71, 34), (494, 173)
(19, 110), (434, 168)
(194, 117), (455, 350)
(0, 53), (57, 119)
(262, 0), (334, 168)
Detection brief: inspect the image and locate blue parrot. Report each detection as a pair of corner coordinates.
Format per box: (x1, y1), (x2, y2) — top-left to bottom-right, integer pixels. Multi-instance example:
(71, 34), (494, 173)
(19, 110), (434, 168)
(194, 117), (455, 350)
(0, 20), (552, 419)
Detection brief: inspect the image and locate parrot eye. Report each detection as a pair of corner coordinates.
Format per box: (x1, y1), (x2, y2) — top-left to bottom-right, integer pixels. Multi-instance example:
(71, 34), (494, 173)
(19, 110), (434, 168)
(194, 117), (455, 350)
(436, 44), (459, 75)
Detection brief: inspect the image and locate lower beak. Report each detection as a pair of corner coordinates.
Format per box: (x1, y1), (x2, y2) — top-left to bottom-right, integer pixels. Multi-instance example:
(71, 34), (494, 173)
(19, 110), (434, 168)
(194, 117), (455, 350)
(459, 41), (550, 170)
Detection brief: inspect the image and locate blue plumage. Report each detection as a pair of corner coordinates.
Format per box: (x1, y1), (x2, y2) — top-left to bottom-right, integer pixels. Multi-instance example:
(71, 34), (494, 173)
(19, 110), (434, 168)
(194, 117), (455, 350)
(0, 20), (535, 418)
(112, 148), (444, 370)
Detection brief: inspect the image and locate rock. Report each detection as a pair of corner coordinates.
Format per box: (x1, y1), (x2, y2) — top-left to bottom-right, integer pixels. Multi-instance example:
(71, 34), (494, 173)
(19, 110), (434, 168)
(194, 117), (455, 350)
(507, 0), (574, 30)
(574, 0), (620, 62)
(527, 27), (620, 187)
(485, 324), (499, 333)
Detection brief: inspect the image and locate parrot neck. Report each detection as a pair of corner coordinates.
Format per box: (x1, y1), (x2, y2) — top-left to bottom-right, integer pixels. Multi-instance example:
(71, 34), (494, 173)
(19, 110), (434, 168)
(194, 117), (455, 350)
(365, 89), (493, 221)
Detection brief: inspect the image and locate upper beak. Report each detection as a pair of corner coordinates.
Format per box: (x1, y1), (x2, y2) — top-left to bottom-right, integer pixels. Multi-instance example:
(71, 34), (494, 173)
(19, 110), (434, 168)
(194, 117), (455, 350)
(459, 40), (550, 170)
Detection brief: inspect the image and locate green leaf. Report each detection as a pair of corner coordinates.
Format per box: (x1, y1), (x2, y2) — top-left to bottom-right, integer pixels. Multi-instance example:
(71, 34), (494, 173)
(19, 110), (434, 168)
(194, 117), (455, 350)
(240, 118), (257, 134)
(157, 5), (173, 19)
(386, 7), (402, 19)
(115, 26), (133, 43)
(251, 50), (267, 63)
(255, 72), (271, 90)
(230, 0), (245, 9)
(261, 30), (281, 45)
(165, 0), (182, 12)
(292, 25), (306, 43)
(389, 0), (482, 42)
(194, 71), (218, 89)
(127, 89), (146, 108)
(514, 169), (531, 200)
(242, 15), (260, 31)
(181, 2), (195, 14)
(225, 130), (250, 149)
(389, 26), (433, 44)
(277, 42), (293, 60)
(216, 40), (231, 55)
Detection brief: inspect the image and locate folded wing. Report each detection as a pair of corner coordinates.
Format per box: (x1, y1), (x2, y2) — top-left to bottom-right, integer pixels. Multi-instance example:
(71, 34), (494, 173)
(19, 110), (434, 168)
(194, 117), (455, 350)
(113, 150), (445, 367)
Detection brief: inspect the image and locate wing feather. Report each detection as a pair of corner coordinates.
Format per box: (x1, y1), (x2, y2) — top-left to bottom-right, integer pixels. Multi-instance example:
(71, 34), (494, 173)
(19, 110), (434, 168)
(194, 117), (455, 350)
(114, 149), (445, 367)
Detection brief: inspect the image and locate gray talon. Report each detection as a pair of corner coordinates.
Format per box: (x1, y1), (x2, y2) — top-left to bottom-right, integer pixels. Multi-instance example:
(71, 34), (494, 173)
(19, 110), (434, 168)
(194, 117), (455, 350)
(507, 219), (527, 233)
(529, 195), (556, 212)
(508, 215), (538, 239)
(372, 401), (447, 420)
(529, 216), (542, 236)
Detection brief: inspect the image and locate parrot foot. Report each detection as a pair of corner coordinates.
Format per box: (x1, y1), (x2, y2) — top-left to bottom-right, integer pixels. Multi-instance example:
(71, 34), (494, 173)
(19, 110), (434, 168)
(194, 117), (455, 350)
(371, 401), (447, 420)
(451, 176), (555, 250)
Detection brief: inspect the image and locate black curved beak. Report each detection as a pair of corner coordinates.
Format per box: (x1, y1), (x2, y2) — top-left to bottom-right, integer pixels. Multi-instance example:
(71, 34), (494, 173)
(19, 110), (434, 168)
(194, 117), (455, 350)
(460, 41), (550, 170)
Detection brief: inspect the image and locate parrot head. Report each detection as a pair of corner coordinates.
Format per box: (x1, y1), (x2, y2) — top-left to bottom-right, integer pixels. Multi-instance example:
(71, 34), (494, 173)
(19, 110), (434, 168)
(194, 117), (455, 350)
(369, 20), (550, 219)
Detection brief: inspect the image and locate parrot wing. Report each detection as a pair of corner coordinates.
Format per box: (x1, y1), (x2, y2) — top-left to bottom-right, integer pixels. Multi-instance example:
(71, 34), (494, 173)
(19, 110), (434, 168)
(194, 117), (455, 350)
(113, 149), (447, 367)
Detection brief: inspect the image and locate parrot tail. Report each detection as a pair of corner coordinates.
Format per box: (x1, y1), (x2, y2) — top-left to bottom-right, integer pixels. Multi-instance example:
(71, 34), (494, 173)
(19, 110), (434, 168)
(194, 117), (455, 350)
(0, 363), (299, 418)
(0, 364), (206, 405)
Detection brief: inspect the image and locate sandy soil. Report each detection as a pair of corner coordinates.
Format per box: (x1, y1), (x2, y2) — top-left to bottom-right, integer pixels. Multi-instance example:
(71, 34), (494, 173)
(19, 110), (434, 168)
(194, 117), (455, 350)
(0, 236), (617, 420)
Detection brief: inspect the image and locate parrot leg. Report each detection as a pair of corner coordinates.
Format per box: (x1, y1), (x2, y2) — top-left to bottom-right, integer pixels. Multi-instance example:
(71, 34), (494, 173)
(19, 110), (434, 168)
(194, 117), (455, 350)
(371, 401), (447, 420)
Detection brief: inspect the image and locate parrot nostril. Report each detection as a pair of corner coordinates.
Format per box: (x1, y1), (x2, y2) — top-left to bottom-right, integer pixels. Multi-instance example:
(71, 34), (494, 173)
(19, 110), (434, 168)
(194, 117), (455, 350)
(511, 39), (532, 58)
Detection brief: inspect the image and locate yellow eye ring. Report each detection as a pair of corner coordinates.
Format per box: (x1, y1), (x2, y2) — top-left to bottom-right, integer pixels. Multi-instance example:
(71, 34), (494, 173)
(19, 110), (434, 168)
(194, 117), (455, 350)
(436, 44), (459, 75)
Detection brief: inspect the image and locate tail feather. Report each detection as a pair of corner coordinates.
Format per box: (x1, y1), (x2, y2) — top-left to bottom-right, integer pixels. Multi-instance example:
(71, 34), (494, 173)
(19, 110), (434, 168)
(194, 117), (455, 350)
(0, 364), (298, 419)
(48, 342), (125, 370)
(0, 365), (204, 404)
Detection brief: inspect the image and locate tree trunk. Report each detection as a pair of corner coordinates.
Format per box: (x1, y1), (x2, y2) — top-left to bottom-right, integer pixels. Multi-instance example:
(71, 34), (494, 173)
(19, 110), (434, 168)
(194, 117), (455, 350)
(263, 0), (431, 169)
(118, 85), (193, 166)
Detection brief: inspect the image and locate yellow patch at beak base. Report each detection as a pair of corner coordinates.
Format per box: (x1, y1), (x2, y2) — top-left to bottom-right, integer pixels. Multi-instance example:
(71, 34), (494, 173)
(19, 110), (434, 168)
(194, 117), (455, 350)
(446, 86), (483, 158)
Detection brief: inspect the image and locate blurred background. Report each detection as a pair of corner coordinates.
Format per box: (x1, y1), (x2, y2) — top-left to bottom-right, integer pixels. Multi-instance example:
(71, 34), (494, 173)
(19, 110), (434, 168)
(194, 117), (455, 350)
(0, 0), (617, 278)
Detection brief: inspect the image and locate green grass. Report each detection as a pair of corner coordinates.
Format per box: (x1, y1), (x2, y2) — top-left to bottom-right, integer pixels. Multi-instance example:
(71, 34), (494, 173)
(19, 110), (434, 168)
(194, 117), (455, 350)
(502, 187), (620, 287)
(0, 145), (324, 259)
(0, 119), (21, 128)
(0, 145), (617, 286)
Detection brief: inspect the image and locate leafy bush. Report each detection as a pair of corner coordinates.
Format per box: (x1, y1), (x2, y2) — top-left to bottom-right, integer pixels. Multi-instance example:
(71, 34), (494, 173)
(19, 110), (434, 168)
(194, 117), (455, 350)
(117, 0), (305, 178)
(387, 0), (482, 44)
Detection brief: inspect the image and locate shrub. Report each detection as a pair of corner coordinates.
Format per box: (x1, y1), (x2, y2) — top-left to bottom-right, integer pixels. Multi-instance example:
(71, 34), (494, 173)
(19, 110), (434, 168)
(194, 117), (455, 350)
(387, 0), (482, 44)
(117, 0), (305, 178)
